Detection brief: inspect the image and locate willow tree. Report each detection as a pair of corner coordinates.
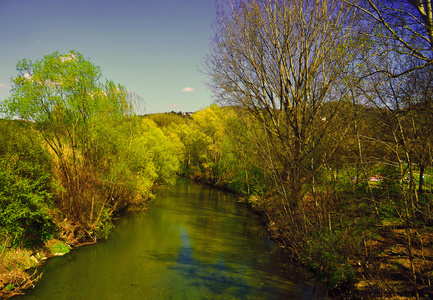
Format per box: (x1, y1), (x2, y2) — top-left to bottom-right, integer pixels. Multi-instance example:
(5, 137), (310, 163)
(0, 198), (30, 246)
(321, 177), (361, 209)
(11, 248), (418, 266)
(206, 0), (360, 215)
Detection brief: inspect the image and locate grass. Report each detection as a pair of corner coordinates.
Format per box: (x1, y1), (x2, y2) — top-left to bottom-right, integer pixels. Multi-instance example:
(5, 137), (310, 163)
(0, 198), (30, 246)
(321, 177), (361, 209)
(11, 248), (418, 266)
(47, 240), (71, 255)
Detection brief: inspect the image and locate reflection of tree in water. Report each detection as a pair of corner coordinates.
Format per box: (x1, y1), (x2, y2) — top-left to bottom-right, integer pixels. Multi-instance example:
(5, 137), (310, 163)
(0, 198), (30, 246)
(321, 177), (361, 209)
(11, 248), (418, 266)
(177, 228), (193, 266)
(171, 227), (295, 299)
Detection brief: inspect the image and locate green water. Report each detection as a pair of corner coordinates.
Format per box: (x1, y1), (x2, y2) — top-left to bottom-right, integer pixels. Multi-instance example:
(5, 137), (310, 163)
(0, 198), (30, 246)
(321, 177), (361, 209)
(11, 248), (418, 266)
(17, 180), (326, 299)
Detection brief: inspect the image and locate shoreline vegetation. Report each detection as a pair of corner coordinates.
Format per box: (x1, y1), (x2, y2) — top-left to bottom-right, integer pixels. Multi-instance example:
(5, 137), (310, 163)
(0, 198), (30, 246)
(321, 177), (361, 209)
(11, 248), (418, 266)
(0, 21), (433, 299)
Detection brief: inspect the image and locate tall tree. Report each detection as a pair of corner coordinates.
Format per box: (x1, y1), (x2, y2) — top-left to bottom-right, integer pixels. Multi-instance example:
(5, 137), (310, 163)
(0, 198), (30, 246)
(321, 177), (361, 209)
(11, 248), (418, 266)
(206, 0), (360, 214)
(2, 50), (131, 221)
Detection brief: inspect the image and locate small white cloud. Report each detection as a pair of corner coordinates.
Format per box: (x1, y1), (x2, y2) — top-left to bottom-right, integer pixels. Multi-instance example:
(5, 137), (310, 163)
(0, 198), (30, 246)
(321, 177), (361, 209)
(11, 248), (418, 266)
(182, 87), (195, 92)
(0, 83), (8, 89)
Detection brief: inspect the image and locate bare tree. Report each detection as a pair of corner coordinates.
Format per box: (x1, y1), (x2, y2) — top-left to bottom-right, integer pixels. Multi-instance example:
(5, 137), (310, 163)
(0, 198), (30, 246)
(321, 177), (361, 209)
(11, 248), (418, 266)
(206, 0), (360, 216)
(345, 0), (433, 76)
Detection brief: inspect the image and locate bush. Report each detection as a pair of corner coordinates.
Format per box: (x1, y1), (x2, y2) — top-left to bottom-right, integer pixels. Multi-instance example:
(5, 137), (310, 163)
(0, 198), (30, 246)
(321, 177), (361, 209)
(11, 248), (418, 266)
(0, 121), (56, 247)
(0, 166), (56, 247)
(301, 229), (357, 290)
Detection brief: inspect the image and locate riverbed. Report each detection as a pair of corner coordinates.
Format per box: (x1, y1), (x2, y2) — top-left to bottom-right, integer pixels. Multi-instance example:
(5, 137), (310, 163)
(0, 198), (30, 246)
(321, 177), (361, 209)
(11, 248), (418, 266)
(17, 180), (326, 299)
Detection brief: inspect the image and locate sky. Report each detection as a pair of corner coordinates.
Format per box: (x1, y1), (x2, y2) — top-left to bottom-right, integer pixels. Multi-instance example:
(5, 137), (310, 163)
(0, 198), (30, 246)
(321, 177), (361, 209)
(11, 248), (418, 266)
(0, 0), (216, 114)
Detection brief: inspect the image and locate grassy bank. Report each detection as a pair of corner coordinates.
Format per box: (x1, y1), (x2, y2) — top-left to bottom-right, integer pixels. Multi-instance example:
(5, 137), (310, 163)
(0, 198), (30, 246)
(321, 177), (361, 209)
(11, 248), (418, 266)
(0, 238), (71, 299)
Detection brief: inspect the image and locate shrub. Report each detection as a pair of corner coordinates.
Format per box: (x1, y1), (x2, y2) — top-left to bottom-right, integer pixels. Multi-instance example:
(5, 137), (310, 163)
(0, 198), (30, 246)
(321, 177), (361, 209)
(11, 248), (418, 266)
(301, 229), (357, 290)
(0, 122), (56, 247)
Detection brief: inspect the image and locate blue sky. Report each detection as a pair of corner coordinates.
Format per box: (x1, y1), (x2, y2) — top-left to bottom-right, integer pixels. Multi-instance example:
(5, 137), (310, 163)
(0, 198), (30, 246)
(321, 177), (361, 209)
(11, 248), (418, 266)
(0, 0), (216, 114)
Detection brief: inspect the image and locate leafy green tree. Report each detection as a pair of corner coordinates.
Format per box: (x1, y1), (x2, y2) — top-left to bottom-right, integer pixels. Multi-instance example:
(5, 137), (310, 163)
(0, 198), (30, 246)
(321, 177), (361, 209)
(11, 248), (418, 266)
(171, 105), (235, 185)
(2, 50), (133, 223)
(189, 105), (227, 183)
(221, 110), (268, 195)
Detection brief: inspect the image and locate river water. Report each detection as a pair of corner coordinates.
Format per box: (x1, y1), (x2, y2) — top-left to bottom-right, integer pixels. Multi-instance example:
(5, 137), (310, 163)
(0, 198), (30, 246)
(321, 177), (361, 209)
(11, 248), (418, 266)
(17, 180), (326, 299)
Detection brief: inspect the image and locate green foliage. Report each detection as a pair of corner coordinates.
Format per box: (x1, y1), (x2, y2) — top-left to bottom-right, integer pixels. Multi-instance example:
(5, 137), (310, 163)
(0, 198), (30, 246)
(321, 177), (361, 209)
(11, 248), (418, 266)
(301, 229), (358, 290)
(0, 168), (55, 247)
(0, 50), (186, 249)
(108, 118), (184, 202)
(187, 105), (227, 183)
(1, 51), (161, 226)
(145, 112), (188, 127)
(168, 105), (267, 195)
(0, 121), (56, 248)
(95, 208), (115, 239)
(136, 119), (183, 186)
(4, 51), (107, 130)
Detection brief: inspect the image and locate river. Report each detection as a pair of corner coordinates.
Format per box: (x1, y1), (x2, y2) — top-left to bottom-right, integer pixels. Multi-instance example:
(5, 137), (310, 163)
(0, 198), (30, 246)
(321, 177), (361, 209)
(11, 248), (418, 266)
(17, 180), (326, 299)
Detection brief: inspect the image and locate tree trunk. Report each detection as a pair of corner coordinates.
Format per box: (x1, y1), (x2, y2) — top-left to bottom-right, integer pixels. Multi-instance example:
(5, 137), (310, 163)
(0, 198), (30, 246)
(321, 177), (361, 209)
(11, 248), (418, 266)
(418, 164), (425, 194)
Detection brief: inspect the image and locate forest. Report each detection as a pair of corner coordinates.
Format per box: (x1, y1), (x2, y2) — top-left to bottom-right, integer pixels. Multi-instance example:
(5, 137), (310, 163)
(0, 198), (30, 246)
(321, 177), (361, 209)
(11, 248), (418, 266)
(1, 0), (433, 299)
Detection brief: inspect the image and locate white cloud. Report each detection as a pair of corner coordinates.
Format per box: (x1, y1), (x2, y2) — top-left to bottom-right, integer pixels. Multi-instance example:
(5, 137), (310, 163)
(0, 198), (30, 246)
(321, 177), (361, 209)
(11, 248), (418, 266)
(182, 87), (195, 92)
(0, 83), (8, 89)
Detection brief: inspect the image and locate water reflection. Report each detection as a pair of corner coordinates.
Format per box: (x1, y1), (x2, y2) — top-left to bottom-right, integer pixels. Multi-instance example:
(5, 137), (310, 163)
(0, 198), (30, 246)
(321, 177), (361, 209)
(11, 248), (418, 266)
(17, 180), (326, 299)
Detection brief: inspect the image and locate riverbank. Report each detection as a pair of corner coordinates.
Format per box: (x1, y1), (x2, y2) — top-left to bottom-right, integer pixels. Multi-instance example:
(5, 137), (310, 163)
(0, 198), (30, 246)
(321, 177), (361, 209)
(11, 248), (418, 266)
(0, 199), (153, 299)
(187, 174), (433, 299)
(244, 193), (433, 299)
(0, 111), (183, 298)
(143, 107), (433, 299)
(0, 219), (98, 299)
